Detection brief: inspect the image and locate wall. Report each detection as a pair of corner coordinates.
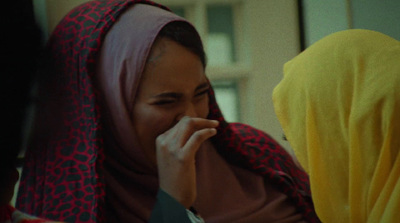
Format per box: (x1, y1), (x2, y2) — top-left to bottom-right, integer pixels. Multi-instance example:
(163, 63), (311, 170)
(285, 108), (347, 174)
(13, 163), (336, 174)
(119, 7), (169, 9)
(243, 0), (300, 151)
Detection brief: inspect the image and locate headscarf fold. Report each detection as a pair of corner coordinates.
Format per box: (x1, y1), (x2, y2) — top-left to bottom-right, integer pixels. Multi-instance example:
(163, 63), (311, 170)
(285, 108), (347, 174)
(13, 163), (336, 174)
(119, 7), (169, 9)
(17, 1), (319, 222)
(273, 29), (400, 223)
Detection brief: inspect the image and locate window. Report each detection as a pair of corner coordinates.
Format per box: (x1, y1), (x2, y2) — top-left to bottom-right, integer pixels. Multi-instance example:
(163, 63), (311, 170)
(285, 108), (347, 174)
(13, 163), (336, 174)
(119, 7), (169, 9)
(211, 80), (240, 122)
(206, 5), (236, 66)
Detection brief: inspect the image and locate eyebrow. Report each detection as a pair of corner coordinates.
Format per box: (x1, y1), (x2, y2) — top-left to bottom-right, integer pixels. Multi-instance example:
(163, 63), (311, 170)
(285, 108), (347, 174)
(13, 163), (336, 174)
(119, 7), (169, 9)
(195, 82), (210, 92)
(153, 82), (210, 99)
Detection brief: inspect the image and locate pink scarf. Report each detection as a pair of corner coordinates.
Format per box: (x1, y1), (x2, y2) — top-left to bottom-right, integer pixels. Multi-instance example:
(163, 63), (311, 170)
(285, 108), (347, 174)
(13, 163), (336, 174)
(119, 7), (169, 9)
(97, 4), (306, 223)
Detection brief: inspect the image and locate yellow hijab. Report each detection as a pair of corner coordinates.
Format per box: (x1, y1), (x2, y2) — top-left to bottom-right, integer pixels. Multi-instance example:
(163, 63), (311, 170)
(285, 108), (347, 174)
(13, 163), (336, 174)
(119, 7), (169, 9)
(273, 29), (400, 223)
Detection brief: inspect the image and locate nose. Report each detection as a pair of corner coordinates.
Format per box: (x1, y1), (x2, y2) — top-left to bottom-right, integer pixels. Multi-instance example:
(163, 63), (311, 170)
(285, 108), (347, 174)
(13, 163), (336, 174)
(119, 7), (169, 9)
(176, 102), (198, 121)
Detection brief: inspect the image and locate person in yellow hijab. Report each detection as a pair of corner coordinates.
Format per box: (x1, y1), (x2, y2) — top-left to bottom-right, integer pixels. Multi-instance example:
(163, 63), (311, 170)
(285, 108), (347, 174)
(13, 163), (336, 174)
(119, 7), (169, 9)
(273, 29), (400, 223)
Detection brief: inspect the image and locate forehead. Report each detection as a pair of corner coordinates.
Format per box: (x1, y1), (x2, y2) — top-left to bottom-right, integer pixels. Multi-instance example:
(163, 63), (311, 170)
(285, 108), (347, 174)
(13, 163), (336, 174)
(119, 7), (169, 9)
(139, 38), (206, 94)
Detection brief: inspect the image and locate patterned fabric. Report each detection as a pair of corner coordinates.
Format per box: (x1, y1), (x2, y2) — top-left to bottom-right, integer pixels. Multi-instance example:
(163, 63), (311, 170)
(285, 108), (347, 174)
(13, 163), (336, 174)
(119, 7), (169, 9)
(17, 1), (166, 222)
(17, 0), (319, 222)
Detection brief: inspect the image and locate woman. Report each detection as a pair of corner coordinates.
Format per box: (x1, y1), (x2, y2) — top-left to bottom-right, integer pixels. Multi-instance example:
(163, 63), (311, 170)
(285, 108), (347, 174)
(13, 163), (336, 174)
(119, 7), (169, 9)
(273, 29), (400, 223)
(17, 0), (319, 222)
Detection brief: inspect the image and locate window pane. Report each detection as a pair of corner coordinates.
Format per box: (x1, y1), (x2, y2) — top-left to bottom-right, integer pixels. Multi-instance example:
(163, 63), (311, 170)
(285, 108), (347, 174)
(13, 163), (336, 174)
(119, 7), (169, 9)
(207, 5), (236, 66)
(211, 80), (239, 122)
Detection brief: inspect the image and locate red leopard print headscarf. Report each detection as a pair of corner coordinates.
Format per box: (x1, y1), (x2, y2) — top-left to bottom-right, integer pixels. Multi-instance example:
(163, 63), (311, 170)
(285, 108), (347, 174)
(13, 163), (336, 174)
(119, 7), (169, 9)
(17, 1), (319, 222)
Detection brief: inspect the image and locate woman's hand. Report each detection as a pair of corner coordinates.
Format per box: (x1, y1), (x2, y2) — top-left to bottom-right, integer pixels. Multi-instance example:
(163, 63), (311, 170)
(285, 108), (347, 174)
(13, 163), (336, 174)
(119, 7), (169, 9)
(156, 116), (219, 208)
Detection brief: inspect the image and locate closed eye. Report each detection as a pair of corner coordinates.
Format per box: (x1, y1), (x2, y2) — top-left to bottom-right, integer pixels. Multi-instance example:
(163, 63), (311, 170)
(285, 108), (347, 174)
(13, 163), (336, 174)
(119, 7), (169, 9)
(152, 99), (176, 105)
(151, 92), (181, 106)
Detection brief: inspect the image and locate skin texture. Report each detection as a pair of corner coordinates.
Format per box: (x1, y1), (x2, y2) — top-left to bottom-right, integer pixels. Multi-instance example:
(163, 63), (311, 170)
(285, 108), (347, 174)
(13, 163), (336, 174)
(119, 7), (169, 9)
(132, 38), (219, 208)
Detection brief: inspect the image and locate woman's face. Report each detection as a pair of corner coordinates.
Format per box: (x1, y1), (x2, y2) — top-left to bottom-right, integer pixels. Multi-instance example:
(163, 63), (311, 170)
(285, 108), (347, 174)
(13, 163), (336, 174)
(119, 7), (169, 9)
(132, 38), (210, 166)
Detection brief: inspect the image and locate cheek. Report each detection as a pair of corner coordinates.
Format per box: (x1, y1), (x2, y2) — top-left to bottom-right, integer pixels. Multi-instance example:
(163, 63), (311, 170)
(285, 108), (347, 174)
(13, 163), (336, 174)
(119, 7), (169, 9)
(197, 97), (210, 119)
(133, 105), (175, 145)
(132, 105), (176, 165)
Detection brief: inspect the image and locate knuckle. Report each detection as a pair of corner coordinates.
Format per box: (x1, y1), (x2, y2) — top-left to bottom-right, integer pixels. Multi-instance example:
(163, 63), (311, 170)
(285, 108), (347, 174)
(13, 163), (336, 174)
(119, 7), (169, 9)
(155, 134), (163, 144)
(156, 136), (180, 156)
(191, 131), (205, 143)
(158, 143), (168, 152)
(183, 117), (195, 128)
(156, 136), (168, 149)
(176, 154), (186, 163)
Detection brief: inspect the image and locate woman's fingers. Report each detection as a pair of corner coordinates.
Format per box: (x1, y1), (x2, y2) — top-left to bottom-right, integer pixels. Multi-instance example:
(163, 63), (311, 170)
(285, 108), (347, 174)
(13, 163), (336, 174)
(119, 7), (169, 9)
(155, 116), (218, 207)
(174, 116), (218, 146)
(181, 127), (217, 158)
(158, 116), (218, 149)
